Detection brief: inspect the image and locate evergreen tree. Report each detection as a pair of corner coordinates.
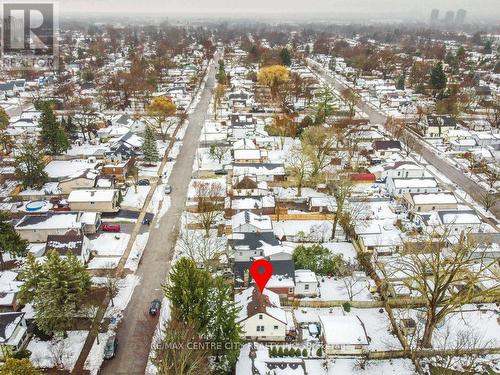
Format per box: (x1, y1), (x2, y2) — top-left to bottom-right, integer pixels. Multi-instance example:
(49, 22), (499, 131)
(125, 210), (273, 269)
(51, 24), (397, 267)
(18, 252), (91, 335)
(0, 107), (9, 130)
(164, 258), (242, 373)
(39, 105), (69, 155)
(14, 141), (48, 189)
(0, 212), (28, 270)
(396, 75), (405, 90)
(141, 126), (159, 164)
(280, 48), (292, 66)
(484, 40), (493, 54)
(206, 277), (242, 373)
(430, 61), (447, 93)
(165, 258), (212, 329)
(63, 116), (78, 140)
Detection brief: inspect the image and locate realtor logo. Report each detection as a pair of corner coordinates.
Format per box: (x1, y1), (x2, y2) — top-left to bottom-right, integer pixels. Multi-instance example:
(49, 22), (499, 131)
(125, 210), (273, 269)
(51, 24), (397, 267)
(1, 0), (58, 70)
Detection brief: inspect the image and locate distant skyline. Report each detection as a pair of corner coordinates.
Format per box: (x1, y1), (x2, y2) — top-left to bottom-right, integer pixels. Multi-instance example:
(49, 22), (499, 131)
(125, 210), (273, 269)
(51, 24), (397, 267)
(59, 0), (500, 22)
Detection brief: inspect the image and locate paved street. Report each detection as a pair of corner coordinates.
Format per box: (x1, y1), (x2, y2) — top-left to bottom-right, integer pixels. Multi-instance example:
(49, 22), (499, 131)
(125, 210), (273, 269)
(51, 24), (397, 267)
(100, 60), (216, 375)
(309, 60), (500, 220)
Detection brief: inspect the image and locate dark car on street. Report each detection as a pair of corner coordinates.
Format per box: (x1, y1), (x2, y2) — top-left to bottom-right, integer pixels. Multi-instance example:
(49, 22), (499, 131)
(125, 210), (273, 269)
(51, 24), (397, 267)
(149, 299), (162, 315)
(103, 335), (118, 359)
(138, 179), (150, 186)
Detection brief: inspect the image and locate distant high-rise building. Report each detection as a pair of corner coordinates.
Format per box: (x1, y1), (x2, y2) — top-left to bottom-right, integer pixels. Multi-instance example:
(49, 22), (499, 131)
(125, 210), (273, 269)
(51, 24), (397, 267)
(430, 9), (440, 24)
(444, 10), (455, 24)
(456, 9), (467, 24)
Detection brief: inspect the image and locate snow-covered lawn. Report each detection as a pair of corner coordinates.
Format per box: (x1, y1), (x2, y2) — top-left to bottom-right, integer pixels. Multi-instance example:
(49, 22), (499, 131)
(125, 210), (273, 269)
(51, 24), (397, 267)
(105, 274), (141, 319)
(90, 233), (130, 257)
(125, 232), (149, 271)
(84, 332), (112, 375)
(308, 276), (372, 302)
(304, 357), (415, 375)
(29, 331), (88, 371)
(236, 343), (415, 375)
(121, 186), (151, 210)
(87, 257), (121, 270)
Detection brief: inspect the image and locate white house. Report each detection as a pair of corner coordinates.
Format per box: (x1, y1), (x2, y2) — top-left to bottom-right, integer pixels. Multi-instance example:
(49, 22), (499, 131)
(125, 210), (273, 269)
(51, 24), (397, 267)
(294, 270), (319, 297)
(386, 177), (439, 196)
(231, 211), (273, 233)
(67, 189), (120, 213)
(235, 287), (294, 342)
(319, 315), (369, 355)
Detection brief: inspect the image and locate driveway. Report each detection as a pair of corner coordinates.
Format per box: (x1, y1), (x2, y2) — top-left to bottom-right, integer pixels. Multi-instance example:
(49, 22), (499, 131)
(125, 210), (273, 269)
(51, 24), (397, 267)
(100, 59), (217, 375)
(309, 59), (500, 220)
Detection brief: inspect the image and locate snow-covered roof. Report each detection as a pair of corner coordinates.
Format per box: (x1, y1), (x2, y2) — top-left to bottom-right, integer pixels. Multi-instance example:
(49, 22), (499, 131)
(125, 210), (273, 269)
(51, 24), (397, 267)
(232, 211), (273, 231)
(410, 192), (457, 205)
(295, 270), (317, 283)
(68, 189), (117, 203)
(319, 315), (369, 346)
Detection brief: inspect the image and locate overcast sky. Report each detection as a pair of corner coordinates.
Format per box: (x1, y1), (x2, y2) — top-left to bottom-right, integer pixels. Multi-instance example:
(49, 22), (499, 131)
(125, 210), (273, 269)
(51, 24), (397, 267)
(60, 0), (500, 21)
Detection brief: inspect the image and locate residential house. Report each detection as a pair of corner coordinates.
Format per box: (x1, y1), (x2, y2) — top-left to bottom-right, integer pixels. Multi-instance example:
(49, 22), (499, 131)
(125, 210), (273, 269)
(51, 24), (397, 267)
(230, 114), (256, 138)
(386, 177), (439, 196)
(67, 189), (120, 213)
(403, 192), (458, 213)
(232, 163), (286, 182)
(226, 196), (275, 217)
(418, 115), (457, 138)
(45, 233), (92, 264)
(58, 170), (99, 195)
(294, 270), (319, 298)
(371, 140), (402, 159)
(231, 211), (273, 233)
(319, 315), (369, 355)
(15, 211), (101, 242)
(235, 287), (295, 342)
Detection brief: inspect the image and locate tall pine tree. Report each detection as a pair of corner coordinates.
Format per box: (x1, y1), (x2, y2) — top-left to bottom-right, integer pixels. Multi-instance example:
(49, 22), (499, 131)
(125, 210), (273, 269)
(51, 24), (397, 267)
(39, 105), (69, 155)
(18, 252), (91, 336)
(14, 141), (48, 189)
(0, 212), (28, 270)
(430, 61), (447, 93)
(164, 258), (242, 373)
(141, 126), (159, 164)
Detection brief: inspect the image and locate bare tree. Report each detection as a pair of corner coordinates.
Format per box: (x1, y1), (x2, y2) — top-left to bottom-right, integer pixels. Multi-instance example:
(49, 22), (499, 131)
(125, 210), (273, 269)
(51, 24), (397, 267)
(193, 181), (224, 236)
(342, 274), (366, 301)
(48, 337), (70, 370)
(328, 177), (353, 239)
(178, 230), (226, 271)
(479, 192), (498, 212)
(105, 275), (120, 307)
(341, 88), (358, 122)
(301, 126), (335, 178)
(387, 229), (498, 348)
(287, 144), (313, 197)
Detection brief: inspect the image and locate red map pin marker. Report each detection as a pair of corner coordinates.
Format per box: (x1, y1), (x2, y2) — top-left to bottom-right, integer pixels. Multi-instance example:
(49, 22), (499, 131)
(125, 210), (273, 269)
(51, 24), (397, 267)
(249, 259), (273, 293)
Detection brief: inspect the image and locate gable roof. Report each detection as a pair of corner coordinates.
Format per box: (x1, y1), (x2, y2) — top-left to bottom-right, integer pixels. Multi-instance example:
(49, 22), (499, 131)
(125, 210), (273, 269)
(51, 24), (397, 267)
(372, 140), (402, 151)
(45, 233), (86, 256)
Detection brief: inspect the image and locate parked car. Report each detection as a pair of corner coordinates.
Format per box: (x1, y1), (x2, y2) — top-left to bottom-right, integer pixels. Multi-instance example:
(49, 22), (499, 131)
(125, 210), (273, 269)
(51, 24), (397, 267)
(149, 299), (162, 315)
(101, 224), (121, 232)
(214, 169), (228, 175)
(167, 157), (175, 162)
(138, 179), (150, 186)
(164, 185), (172, 194)
(103, 335), (118, 359)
